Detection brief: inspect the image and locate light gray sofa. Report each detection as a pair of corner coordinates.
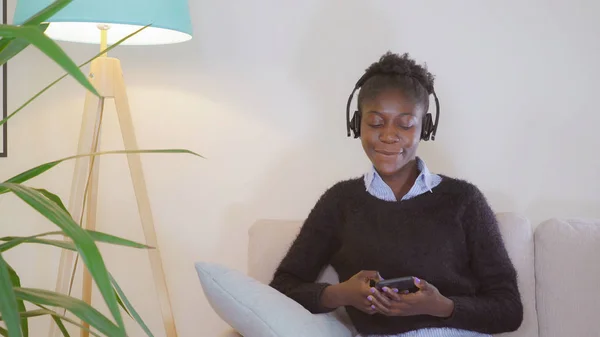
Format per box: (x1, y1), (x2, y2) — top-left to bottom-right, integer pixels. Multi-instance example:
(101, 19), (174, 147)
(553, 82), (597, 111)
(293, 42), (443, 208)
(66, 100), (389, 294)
(217, 213), (600, 337)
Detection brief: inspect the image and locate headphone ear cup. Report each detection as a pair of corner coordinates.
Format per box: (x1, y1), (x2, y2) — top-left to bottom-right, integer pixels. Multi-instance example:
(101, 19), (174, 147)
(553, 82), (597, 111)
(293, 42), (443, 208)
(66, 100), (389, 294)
(421, 113), (433, 141)
(350, 111), (362, 138)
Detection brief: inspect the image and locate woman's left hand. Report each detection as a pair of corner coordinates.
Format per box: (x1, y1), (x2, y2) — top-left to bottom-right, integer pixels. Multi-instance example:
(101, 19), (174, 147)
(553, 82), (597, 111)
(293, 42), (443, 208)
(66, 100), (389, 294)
(368, 277), (455, 317)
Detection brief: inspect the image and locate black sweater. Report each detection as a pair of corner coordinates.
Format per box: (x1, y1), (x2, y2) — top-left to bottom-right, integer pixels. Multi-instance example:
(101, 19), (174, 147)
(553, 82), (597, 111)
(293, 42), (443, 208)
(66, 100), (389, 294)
(269, 176), (523, 336)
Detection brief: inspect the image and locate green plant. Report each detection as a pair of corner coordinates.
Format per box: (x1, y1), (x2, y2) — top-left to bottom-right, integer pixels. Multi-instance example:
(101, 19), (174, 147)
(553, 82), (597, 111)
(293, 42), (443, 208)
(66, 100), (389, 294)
(0, 1), (200, 336)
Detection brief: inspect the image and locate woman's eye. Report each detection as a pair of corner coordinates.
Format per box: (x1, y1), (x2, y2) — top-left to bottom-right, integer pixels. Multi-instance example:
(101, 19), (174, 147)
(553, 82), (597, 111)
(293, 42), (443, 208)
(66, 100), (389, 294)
(367, 118), (384, 128)
(397, 116), (417, 130)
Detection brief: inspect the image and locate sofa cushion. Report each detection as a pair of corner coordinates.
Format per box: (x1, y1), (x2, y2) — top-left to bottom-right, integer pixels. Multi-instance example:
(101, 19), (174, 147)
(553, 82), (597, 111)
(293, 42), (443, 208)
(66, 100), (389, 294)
(195, 261), (354, 337)
(494, 213), (538, 337)
(535, 218), (600, 337)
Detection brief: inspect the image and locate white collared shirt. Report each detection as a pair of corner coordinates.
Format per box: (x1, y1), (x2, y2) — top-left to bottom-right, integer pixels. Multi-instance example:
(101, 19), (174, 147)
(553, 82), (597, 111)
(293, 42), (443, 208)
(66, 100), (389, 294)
(363, 156), (442, 201)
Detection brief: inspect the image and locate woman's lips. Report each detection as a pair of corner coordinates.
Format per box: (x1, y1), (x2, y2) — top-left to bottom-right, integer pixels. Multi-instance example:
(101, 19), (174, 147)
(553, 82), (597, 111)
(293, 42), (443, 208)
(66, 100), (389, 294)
(374, 149), (404, 156)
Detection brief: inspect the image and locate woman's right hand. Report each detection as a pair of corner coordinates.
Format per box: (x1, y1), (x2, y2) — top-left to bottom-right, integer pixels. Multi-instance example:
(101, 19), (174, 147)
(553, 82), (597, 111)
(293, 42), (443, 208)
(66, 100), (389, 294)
(322, 270), (387, 314)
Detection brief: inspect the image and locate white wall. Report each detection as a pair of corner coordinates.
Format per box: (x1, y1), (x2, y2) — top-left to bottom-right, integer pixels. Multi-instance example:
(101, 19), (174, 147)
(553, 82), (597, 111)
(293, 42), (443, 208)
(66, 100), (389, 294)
(2, 0), (599, 336)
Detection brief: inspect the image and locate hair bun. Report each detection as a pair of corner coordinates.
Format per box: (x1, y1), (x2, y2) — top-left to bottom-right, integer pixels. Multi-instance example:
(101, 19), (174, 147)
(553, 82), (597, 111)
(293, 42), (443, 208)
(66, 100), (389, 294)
(364, 51), (435, 94)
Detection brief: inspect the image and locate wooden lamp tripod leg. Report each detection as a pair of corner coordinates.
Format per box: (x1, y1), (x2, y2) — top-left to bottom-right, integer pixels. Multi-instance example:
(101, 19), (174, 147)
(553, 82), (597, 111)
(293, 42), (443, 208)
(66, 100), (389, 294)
(112, 60), (178, 337)
(49, 74), (105, 337)
(80, 97), (105, 337)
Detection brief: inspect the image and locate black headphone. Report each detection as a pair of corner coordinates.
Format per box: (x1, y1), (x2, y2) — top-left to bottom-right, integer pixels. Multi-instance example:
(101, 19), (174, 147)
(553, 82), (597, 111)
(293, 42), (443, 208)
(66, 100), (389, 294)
(345, 71), (440, 141)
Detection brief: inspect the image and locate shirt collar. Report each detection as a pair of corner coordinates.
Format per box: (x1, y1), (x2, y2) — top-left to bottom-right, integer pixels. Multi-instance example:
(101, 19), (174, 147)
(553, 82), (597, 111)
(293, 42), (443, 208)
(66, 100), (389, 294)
(364, 157), (435, 192)
(415, 157), (435, 192)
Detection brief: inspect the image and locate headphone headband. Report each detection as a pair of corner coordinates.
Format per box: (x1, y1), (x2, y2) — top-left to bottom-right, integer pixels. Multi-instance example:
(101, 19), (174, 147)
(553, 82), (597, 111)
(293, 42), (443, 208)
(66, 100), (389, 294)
(430, 88), (440, 141)
(345, 70), (441, 141)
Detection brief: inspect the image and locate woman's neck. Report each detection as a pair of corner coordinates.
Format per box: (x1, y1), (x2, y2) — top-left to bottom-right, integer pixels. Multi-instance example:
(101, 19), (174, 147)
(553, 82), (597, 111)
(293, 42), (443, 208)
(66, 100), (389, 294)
(380, 159), (419, 201)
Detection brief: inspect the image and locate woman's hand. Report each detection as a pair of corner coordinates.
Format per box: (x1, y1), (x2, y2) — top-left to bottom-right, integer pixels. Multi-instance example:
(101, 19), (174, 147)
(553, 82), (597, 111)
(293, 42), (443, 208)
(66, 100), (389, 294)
(321, 270), (383, 314)
(370, 277), (455, 317)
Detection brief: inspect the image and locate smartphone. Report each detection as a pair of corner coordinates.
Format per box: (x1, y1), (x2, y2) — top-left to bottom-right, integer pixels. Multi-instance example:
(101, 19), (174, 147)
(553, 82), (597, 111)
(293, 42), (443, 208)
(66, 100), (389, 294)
(369, 276), (419, 293)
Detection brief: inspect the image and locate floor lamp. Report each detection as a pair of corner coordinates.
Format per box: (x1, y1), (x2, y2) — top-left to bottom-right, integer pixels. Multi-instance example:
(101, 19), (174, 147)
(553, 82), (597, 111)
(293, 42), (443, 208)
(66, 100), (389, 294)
(14, 1), (193, 337)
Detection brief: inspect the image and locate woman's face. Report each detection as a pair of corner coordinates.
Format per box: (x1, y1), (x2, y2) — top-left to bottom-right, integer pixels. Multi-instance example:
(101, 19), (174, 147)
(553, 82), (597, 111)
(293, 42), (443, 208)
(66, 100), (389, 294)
(360, 89), (424, 177)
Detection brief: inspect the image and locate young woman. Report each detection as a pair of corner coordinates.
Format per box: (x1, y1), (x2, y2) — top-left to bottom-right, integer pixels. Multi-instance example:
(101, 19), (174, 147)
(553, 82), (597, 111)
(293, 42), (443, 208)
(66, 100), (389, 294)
(269, 52), (523, 337)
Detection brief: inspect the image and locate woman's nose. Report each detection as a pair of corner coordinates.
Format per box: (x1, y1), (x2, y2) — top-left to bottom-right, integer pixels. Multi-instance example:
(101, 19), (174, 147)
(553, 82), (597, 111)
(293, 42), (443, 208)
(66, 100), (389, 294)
(379, 125), (399, 143)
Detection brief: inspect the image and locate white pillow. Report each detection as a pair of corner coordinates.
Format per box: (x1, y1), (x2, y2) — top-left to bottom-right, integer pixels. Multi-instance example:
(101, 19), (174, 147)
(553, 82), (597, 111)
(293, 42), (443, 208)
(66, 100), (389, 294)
(195, 261), (354, 337)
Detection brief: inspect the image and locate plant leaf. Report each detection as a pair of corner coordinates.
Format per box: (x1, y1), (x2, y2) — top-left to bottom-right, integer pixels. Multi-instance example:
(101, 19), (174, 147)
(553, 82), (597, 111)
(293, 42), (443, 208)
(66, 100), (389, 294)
(6, 264), (28, 337)
(0, 230), (152, 253)
(0, 24), (149, 128)
(87, 231), (152, 249)
(24, 305), (102, 337)
(0, 231), (62, 252)
(1, 159), (61, 194)
(1, 309), (46, 319)
(2, 237), (144, 320)
(0, 25), (98, 95)
(0, 24), (48, 66)
(0, 184), (126, 336)
(0, 326), (8, 337)
(1, 237), (75, 252)
(0, 238), (148, 320)
(46, 313), (100, 337)
(0, 254), (22, 337)
(0, 149), (202, 195)
(35, 188), (69, 214)
(14, 288), (121, 337)
(0, 308), (70, 337)
(114, 289), (133, 319)
(50, 314), (70, 337)
(1, 242), (143, 332)
(110, 274), (154, 336)
(0, 37), (31, 65)
(22, 0), (72, 26)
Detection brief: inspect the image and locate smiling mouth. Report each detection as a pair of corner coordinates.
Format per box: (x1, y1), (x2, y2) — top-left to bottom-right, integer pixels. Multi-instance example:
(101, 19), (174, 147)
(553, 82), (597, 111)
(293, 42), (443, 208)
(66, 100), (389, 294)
(375, 150), (404, 156)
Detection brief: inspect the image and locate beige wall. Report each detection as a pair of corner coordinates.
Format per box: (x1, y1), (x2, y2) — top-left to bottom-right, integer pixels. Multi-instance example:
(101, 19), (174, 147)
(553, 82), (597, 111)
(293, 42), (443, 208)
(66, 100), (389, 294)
(2, 0), (599, 336)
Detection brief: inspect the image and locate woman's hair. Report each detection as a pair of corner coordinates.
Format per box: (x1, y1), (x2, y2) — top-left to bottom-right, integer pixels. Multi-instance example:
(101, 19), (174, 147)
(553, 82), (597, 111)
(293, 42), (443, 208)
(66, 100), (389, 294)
(357, 52), (435, 113)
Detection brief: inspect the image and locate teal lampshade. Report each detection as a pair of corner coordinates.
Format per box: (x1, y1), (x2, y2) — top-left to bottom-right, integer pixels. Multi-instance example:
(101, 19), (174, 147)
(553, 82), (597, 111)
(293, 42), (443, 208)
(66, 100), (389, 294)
(14, 0), (193, 45)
